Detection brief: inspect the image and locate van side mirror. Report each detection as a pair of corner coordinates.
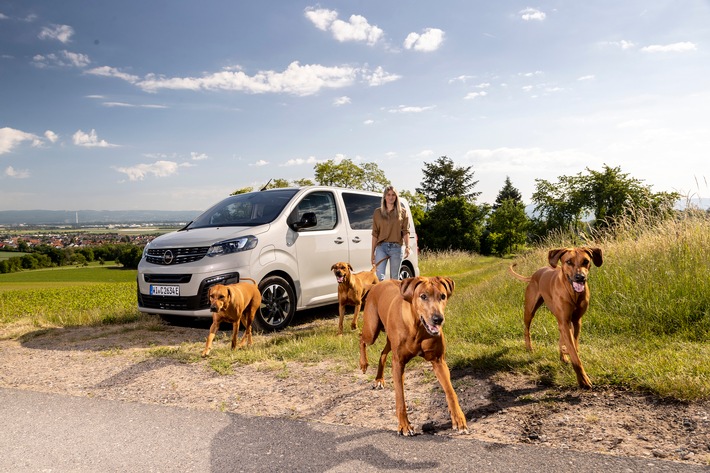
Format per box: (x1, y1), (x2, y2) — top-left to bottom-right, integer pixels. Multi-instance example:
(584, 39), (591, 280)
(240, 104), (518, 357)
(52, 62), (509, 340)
(289, 212), (317, 231)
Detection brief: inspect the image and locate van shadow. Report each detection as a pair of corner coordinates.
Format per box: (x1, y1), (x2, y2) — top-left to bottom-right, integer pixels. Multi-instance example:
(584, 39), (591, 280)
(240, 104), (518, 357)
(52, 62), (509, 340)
(15, 303), (343, 353)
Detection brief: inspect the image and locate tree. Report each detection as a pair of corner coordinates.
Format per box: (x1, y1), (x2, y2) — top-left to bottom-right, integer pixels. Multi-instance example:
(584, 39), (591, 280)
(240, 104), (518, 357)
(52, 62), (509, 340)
(399, 190), (427, 228)
(532, 164), (680, 234)
(360, 162), (390, 192)
(416, 156), (480, 208)
(313, 159), (390, 191)
(485, 199), (529, 256)
(293, 178), (315, 187)
(417, 196), (488, 252)
(493, 176), (523, 210)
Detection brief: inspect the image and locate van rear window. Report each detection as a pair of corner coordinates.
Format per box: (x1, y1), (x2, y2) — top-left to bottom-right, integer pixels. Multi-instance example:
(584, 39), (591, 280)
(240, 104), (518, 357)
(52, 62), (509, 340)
(342, 193), (380, 230)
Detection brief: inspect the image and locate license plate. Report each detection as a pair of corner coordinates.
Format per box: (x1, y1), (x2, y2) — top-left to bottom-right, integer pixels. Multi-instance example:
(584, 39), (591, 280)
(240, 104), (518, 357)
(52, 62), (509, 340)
(150, 285), (180, 296)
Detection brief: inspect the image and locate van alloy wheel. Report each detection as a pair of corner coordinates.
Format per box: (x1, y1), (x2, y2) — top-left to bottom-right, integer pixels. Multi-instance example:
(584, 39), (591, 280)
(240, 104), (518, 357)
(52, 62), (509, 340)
(255, 275), (296, 331)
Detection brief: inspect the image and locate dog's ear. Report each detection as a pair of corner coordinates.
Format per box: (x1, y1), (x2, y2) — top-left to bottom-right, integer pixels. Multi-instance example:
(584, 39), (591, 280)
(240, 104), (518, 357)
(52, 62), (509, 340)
(400, 277), (424, 302)
(330, 264), (337, 271)
(585, 247), (603, 267)
(348, 264), (354, 272)
(435, 277), (455, 297)
(547, 248), (568, 267)
(226, 286), (233, 301)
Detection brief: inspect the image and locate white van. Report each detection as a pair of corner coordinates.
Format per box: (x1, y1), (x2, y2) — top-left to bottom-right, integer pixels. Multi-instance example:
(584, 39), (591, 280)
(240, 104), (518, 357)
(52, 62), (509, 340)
(137, 186), (419, 331)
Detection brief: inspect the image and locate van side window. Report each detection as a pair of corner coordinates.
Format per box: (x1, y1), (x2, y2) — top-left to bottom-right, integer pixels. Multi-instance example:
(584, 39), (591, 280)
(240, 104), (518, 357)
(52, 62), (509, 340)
(295, 191), (337, 231)
(342, 193), (380, 230)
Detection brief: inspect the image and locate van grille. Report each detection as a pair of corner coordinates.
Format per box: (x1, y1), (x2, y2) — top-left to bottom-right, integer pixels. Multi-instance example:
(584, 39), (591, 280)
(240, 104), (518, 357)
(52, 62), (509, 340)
(146, 247), (209, 265)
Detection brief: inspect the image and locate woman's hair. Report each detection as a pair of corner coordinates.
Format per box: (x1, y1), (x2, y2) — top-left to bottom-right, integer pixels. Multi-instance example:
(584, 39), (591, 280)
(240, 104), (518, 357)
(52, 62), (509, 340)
(379, 185), (403, 220)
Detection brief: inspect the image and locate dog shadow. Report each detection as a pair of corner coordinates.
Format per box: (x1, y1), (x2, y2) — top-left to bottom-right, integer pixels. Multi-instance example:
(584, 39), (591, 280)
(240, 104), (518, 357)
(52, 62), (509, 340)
(413, 347), (584, 434)
(210, 413), (443, 471)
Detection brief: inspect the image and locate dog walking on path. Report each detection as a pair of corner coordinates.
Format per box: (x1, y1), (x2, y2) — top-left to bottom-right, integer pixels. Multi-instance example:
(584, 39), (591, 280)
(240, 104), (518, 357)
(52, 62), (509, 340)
(202, 279), (261, 357)
(509, 247), (603, 388)
(359, 276), (468, 436)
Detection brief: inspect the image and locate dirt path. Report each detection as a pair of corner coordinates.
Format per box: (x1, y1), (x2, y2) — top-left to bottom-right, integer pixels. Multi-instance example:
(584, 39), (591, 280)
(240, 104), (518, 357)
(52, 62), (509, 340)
(0, 321), (708, 467)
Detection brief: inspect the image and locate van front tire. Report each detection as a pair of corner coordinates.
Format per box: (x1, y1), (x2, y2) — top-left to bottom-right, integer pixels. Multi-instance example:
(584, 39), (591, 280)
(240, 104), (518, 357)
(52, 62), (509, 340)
(255, 275), (296, 332)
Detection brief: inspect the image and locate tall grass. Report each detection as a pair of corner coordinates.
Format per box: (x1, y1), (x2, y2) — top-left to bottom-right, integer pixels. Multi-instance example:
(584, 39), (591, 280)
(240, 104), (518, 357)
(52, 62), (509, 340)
(449, 208), (710, 399)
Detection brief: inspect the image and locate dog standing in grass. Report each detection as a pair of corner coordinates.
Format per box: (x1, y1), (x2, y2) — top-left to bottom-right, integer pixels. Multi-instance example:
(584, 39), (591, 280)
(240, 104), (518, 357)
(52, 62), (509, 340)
(509, 247), (603, 388)
(202, 279), (261, 357)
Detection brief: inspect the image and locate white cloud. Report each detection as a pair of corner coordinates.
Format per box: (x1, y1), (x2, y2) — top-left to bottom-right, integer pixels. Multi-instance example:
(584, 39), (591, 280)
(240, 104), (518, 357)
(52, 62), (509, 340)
(448, 75), (475, 84)
(32, 50), (90, 68)
(4, 165), (30, 179)
(38, 24), (74, 43)
(333, 96), (351, 106)
(403, 28), (445, 52)
(85, 66), (140, 83)
(282, 156), (318, 166)
(191, 152), (208, 161)
(641, 42), (697, 53)
(464, 91), (488, 100)
(90, 61), (399, 96)
(44, 130), (58, 143)
(415, 150), (435, 159)
(304, 7), (383, 45)
(303, 8), (338, 31)
(363, 66), (401, 86)
(577, 75), (595, 81)
(388, 105), (436, 113)
(113, 160), (188, 181)
(252, 160), (269, 166)
(519, 8), (546, 21)
(0, 127), (42, 154)
(72, 129), (117, 148)
(102, 101), (168, 109)
(363, 119), (375, 125)
(463, 147), (596, 173)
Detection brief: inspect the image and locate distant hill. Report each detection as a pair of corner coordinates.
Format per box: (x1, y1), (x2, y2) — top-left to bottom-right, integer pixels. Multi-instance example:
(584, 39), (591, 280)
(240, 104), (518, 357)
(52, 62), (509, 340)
(0, 210), (201, 226)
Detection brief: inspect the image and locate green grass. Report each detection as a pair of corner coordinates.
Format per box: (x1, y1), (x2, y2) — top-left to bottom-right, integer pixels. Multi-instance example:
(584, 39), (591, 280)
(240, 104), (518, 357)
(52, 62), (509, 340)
(1, 210), (708, 401)
(0, 251), (30, 261)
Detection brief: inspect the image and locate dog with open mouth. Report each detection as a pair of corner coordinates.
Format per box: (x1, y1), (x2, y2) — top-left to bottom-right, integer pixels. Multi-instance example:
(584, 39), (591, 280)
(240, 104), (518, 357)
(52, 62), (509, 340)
(509, 247), (603, 388)
(359, 276), (467, 436)
(331, 261), (380, 335)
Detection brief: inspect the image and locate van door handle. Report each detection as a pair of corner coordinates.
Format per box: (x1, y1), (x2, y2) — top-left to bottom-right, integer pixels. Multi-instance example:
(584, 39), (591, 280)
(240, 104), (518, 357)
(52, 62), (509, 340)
(334, 237), (345, 244)
(352, 236), (361, 243)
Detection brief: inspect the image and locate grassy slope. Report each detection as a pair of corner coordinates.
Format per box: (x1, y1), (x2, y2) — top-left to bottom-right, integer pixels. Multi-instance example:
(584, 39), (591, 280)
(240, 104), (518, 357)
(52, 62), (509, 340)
(1, 212), (708, 400)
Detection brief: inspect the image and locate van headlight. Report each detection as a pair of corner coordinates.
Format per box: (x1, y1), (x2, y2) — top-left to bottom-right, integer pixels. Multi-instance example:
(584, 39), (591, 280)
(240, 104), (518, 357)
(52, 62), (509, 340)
(142, 241), (151, 259)
(206, 236), (258, 257)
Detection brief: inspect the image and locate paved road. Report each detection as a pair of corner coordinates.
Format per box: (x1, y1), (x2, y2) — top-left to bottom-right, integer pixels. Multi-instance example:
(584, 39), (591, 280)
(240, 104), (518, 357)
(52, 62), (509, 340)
(1, 388), (704, 472)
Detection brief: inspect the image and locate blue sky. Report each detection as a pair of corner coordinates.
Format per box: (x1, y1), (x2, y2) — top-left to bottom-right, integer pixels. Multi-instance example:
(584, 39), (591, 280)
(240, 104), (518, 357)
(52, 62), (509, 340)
(1, 1), (708, 211)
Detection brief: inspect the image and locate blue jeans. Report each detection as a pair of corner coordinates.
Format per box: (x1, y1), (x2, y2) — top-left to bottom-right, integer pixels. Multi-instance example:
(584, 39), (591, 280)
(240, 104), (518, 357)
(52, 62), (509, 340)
(374, 242), (403, 281)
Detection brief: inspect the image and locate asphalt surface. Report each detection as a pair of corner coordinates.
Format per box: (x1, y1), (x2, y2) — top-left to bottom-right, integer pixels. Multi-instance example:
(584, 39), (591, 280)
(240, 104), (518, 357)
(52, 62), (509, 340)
(1, 387), (705, 473)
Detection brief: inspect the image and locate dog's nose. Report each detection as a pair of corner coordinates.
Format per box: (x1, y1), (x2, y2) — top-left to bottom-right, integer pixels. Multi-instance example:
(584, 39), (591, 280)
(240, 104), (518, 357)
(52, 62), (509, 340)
(210, 305), (218, 312)
(573, 273), (586, 283)
(432, 314), (444, 326)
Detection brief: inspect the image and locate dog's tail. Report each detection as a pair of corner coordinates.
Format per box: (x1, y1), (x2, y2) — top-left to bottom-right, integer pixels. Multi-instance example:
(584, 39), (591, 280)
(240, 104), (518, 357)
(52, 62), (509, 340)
(240, 277), (258, 285)
(371, 256), (390, 271)
(508, 264), (531, 283)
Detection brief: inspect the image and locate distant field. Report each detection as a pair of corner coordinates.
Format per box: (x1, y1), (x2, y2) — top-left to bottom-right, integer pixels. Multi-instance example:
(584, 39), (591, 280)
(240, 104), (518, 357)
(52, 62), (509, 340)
(0, 264), (136, 292)
(0, 251), (29, 261)
(2, 226), (179, 236)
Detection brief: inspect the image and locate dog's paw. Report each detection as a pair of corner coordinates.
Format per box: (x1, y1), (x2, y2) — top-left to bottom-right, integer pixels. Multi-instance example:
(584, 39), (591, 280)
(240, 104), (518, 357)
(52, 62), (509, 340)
(200, 350), (210, 358)
(397, 425), (415, 436)
(373, 379), (385, 389)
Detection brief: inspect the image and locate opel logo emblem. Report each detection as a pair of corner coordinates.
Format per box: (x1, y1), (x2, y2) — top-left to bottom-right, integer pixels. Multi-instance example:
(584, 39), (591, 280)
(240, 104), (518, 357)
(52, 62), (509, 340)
(163, 250), (174, 265)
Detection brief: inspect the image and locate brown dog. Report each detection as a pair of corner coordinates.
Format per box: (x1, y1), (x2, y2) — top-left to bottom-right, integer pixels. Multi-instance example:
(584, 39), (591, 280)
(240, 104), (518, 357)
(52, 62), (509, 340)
(202, 278), (261, 357)
(509, 247), (603, 388)
(331, 261), (380, 335)
(359, 276), (467, 436)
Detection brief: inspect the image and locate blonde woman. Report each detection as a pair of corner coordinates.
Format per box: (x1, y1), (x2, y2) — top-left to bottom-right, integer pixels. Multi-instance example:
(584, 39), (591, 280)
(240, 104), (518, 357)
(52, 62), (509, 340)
(371, 185), (411, 280)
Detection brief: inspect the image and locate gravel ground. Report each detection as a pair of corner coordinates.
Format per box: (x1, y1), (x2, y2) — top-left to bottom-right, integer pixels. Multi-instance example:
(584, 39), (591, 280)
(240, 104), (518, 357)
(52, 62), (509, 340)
(0, 320), (708, 467)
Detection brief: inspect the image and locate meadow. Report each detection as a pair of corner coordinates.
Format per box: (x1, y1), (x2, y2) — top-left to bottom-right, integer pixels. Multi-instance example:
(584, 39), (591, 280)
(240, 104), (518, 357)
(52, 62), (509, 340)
(1, 210), (708, 401)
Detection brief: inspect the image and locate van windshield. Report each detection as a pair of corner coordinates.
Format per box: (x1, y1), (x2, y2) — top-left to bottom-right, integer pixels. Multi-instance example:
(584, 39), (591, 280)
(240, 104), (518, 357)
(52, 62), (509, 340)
(186, 189), (299, 229)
